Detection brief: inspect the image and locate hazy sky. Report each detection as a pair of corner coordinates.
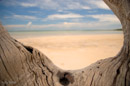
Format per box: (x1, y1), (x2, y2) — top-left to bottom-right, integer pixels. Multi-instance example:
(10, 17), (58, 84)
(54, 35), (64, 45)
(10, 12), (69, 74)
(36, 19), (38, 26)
(0, 0), (121, 31)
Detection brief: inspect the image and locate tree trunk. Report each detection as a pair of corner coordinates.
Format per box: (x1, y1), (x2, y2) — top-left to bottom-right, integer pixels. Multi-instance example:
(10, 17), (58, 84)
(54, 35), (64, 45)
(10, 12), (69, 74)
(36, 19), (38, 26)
(0, 0), (130, 86)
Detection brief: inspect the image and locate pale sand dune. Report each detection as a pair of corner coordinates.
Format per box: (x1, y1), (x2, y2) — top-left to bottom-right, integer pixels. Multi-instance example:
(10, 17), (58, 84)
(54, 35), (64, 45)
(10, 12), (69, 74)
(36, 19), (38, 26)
(18, 34), (123, 70)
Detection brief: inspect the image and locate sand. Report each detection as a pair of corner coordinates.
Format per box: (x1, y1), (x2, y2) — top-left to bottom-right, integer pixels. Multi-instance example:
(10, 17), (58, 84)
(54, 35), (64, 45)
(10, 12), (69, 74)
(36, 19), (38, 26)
(17, 34), (123, 70)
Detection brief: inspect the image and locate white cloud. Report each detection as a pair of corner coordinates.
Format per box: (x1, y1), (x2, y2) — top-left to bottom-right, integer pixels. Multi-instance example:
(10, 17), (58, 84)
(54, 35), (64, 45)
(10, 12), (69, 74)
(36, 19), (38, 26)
(86, 14), (120, 23)
(26, 22), (32, 28)
(3, 0), (110, 10)
(20, 3), (37, 7)
(82, 6), (91, 10)
(87, 0), (110, 10)
(4, 0), (91, 10)
(5, 15), (38, 20)
(65, 2), (91, 10)
(4, 25), (25, 28)
(4, 20), (121, 30)
(13, 15), (38, 20)
(44, 14), (120, 24)
(44, 13), (84, 20)
(4, 14), (121, 30)
(30, 21), (121, 30)
(34, 0), (91, 10)
(2, 0), (121, 31)
(28, 0), (60, 10)
(27, 22), (32, 26)
(29, 11), (42, 14)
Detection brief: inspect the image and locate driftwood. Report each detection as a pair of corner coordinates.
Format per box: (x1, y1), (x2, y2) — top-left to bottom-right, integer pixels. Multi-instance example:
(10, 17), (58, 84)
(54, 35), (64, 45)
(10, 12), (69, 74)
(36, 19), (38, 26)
(0, 0), (130, 86)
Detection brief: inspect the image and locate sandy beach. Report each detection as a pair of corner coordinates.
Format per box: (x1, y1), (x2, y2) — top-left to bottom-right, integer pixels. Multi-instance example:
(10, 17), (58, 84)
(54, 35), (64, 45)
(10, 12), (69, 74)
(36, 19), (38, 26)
(17, 34), (123, 70)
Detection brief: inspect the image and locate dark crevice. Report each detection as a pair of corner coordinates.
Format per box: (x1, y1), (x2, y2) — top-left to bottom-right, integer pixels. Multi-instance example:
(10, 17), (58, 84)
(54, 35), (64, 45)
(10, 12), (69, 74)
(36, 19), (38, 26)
(124, 44), (130, 86)
(60, 77), (69, 86)
(90, 72), (95, 86)
(113, 64), (122, 85)
(59, 73), (70, 86)
(97, 66), (100, 69)
(38, 53), (55, 86)
(58, 72), (74, 86)
(125, 66), (129, 86)
(32, 71), (40, 86)
(41, 69), (50, 86)
(25, 53), (37, 86)
(124, 55), (130, 86)
(116, 68), (120, 75)
(24, 46), (33, 53)
(41, 67), (51, 86)
(36, 59), (51, 86)
(45, 74), (50, 86)
(112, 43), (130, 85)
(38, 52), (41, 57)
(99, 73), (102, 76)
(41, 61), (54, 86)
(42, 70), (45, 75)
(13, 39), (18, 42)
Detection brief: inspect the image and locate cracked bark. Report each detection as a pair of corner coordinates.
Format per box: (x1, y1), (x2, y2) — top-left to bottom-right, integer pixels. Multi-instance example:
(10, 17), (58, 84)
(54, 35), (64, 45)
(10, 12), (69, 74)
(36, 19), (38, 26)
(0, 0), (130, 86)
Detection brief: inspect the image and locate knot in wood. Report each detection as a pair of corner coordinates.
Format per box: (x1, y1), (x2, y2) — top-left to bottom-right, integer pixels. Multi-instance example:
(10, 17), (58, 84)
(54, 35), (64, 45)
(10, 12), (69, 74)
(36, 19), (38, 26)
(58, 72), (74, 86)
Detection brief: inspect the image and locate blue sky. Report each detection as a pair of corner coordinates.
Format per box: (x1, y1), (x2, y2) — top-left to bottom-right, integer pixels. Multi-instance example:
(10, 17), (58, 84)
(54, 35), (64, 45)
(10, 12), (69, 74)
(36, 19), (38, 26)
(0, 0), (121, 31)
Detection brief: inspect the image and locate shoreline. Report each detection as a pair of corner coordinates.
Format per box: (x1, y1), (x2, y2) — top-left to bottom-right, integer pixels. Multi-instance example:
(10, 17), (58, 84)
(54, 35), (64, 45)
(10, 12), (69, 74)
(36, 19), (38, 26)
(9, 30), (123, 39)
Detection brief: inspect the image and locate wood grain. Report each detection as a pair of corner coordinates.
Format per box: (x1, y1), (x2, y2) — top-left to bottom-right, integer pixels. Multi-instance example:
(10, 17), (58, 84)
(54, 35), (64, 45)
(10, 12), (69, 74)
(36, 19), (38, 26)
(0, 0), (130, 86)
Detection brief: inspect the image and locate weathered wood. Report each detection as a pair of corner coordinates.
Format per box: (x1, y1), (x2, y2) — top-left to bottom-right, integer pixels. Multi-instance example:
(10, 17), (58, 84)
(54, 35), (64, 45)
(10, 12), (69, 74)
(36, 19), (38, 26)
(0, 0), (130, 86)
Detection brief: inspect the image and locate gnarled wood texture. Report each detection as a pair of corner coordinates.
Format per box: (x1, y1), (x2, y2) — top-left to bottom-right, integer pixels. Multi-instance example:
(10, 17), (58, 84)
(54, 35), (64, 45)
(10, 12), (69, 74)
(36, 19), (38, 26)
(0, 0), (130, 86)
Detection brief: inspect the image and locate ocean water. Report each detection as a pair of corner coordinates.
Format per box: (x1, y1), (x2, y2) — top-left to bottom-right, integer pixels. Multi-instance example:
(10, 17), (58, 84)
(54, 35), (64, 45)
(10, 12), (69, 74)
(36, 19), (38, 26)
(9, 30), (123, 39)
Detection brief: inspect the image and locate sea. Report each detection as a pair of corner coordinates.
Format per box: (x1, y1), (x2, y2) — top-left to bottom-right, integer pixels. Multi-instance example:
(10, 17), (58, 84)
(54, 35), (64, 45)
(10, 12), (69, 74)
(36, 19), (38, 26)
(8, 30), (123, 39)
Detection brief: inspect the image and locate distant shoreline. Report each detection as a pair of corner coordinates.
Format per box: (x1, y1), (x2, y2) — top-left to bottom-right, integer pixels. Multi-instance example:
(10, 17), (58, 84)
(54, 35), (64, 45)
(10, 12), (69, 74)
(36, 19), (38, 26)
(8, 29), (122, 32)
(9, 30), (123, 39)
(114, 28), (122, 31)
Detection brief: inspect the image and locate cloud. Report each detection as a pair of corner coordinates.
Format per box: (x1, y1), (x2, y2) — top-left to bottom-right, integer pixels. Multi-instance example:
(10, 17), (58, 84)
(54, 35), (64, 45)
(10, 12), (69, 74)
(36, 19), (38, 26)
(4, 25), (25, 28)
(20, 3), (37, 7)
(26, 22), (32, 26)
(86, 14), (120, 23)
(82, 6), (91, 10)
(44, 14), (120, 24)
(30, 21), (121, 30)
(31, 0), (91, 10)
(5, 15), (38, 20)
(5, 20), (121, 30)
(18, 0), (108, 10)
(2, 0), (110, 10)
(43, 13), (84, 21)
(2, 0), (121, 31)
(4, 22), (33, 29)
(87, 0), (110, 10)
(2, 0), (91, 10)
(13, 15), (38, 20)
(23, 0), (60, 10)
(4, 13), (121, 30)
(65, 2), (91, 10)
(26, 22), (32, 28)
(1, 0), (18, 6)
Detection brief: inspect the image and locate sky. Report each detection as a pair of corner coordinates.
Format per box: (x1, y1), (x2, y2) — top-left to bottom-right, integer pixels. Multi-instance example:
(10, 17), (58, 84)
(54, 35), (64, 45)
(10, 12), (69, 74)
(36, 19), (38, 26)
(0, 0), (121, 31)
